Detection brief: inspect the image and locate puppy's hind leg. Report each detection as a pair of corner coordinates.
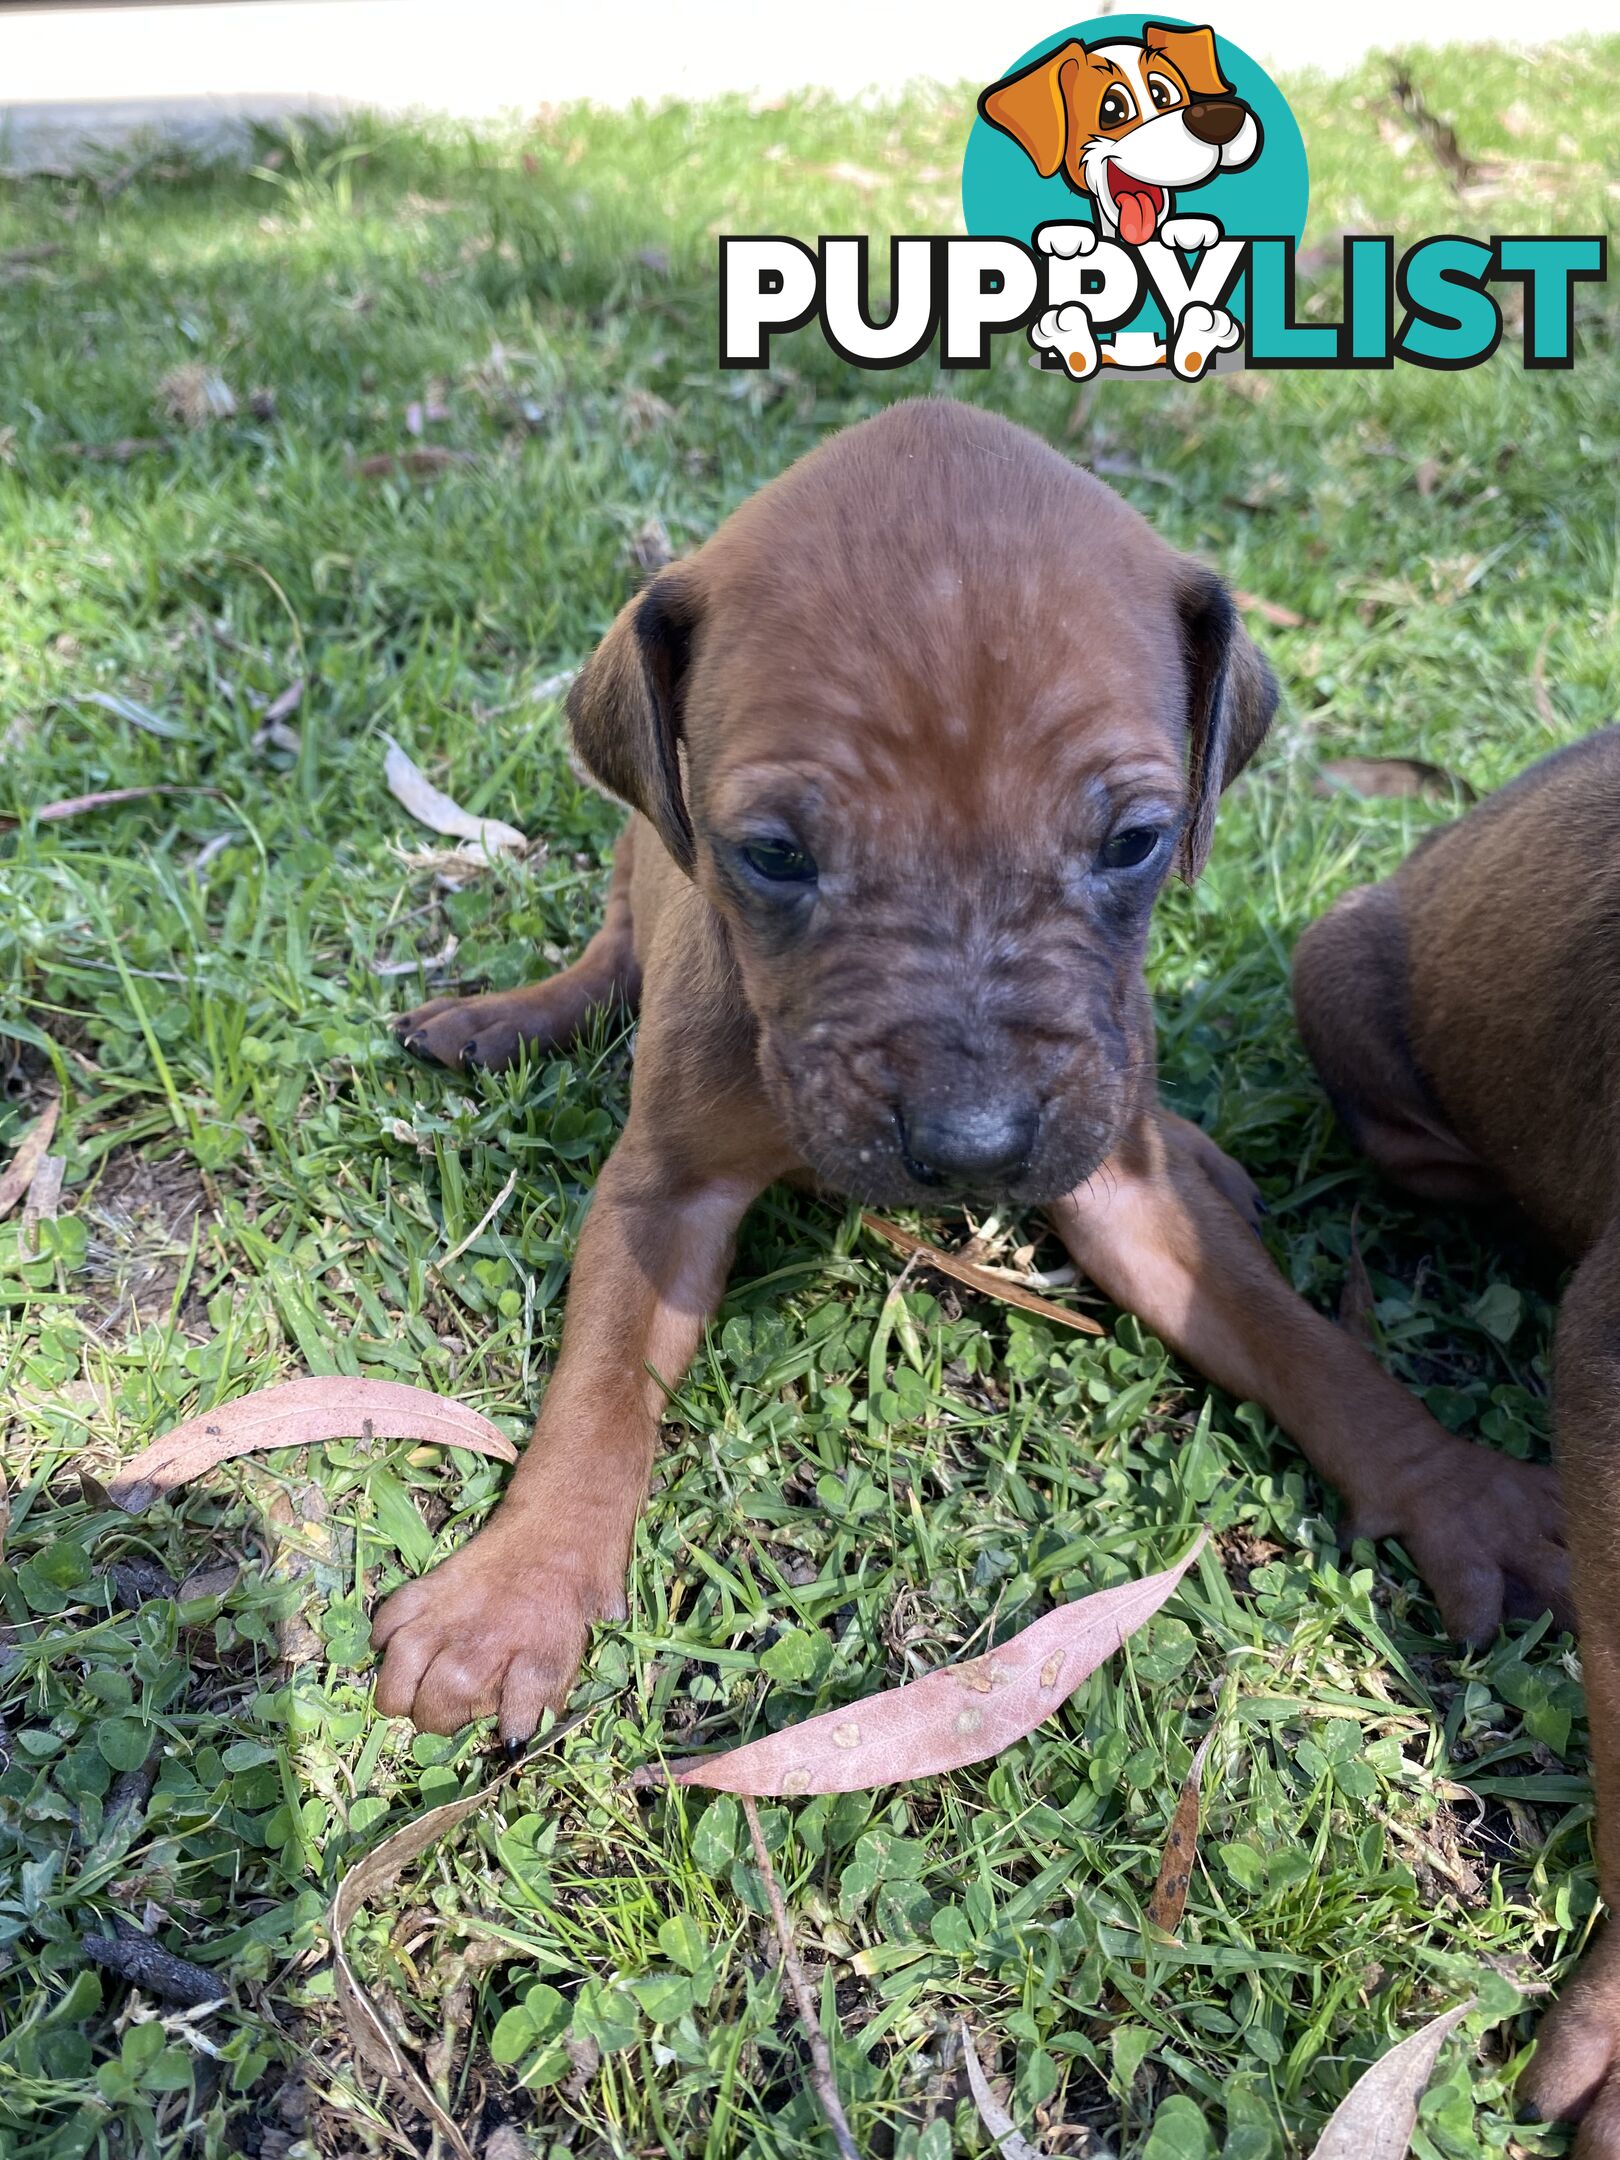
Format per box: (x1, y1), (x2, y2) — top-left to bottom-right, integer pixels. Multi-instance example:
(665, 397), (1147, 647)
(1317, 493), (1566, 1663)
(1521, 1211), (1620, 2154)
(398, 822), (642, 1072)
(1291, 879), (1498, 1206)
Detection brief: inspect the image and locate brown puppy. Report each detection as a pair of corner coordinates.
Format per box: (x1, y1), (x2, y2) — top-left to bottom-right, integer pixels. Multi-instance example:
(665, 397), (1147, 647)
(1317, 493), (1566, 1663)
(372, 399), (1568, 1763)
(1292, 727), (1620, 2154)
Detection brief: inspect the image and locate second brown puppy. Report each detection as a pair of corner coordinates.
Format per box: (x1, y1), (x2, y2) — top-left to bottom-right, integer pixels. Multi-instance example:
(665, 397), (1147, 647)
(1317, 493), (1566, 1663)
(1294, 726), (1620, 2154)
(372, 398), (1568, 1753)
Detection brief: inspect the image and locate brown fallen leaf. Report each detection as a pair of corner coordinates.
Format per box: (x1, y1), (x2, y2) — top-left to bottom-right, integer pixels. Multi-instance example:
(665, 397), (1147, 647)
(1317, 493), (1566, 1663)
(1145, 1730), (1215, 1936)
(1232, 589), (1305, 629)
(0, 1091), (61, 1220)
(649, 1533), (1204, 1796)
(1312, 757), (1475, 804)
(330, 1708), (592, 2160)
(353, 446), (474, 480)
(105, 1375), (517, 1512)
(1310, 1998), (1476, 2158)
(862, 1213), (1104, 1336)
(383, 735), (528, 861)
(962, 2026), (1044, 2160)
(2, 784), (220, 830)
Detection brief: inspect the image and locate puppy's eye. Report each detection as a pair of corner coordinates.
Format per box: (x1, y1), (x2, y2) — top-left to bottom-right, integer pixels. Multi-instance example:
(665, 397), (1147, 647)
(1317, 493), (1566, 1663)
(1099, 826), (1162, 871)
(1147, 73), (1181, 111)
(740, 838), (817, 885)
(1099, 87), (1136, 129)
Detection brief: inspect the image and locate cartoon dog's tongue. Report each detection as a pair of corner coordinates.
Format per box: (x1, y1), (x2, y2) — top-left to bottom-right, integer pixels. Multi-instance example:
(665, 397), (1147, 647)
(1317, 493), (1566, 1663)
(1109, 170), (1162, 246)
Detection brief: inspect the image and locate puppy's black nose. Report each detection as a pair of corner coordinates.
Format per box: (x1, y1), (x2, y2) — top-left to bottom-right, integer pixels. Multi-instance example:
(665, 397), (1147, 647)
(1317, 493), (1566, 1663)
(899, 1100), (1038, 1189)
(1185, 97), (1249, 146)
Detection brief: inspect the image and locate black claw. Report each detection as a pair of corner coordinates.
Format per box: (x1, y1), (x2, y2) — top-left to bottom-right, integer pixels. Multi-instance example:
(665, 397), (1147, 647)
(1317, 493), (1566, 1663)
(503, 1736), (525, 1762)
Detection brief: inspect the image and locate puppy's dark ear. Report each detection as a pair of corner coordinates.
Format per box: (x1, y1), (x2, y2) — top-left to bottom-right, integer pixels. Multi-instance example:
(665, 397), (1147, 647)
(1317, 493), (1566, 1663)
(567, 566), (700, 875)
(1176, 567), (1278, 880)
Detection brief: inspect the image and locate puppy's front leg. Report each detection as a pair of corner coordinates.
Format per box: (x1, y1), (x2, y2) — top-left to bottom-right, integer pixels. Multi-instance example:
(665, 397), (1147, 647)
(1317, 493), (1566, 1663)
(372, 1114), (785, 1742)
(1047, 1107), (1571, 1641)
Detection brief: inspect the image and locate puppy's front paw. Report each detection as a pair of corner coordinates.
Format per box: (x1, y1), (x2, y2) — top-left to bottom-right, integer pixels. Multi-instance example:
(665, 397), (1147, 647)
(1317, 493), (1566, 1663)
(371, 1517), (627, 1741)
(1031, 303), (1099, 382)
(1035, 221), (1098, 258)
(1158, 1111), (1264, 1231)
(1158, 214), (1222, 253)
(1348, 1443), (1570, 1643)
(395, 987), (551, 1072)
(1522, 1925), (1620, 2156)
(1170, 301), (1242, 381)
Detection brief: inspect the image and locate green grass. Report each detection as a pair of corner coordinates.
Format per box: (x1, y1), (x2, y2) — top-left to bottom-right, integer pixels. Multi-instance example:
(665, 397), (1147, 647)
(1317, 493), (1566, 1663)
(1, 36), (1618, 2160)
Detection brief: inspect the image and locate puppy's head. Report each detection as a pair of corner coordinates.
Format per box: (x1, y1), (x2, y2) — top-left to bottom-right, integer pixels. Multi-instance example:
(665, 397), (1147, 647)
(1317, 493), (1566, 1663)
(570, 401), (1275, 1208)
(979, 23), (1261, 242)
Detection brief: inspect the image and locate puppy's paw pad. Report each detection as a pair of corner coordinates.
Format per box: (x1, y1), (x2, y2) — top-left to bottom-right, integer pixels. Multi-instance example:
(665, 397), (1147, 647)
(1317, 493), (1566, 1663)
(372, 1531), (624, 1736)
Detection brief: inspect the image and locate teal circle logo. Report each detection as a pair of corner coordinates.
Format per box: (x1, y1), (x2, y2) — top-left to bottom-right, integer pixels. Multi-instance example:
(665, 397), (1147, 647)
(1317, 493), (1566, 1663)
(963, 16), (1307, 248)
(961, 16), (1308, 369)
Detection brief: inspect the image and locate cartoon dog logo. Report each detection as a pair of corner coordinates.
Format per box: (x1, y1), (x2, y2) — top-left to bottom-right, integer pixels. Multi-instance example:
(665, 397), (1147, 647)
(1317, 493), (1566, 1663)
(978, 21), (1262, 379)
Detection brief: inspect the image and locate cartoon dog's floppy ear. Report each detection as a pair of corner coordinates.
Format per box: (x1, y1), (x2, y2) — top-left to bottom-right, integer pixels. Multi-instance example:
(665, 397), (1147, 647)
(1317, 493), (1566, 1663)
(1175, 567), (1278, 880)
(1142, 21), (1234, 100)
(978, 39), (1088, 181)
(567, 564), (701, 875)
